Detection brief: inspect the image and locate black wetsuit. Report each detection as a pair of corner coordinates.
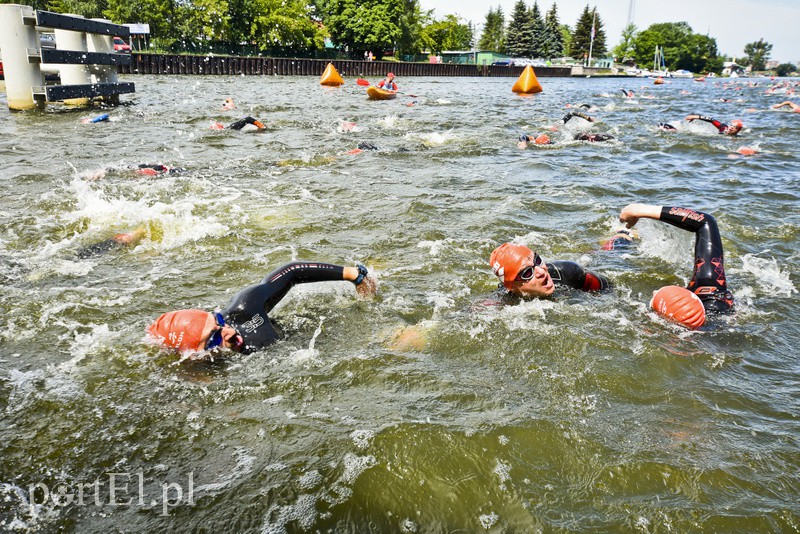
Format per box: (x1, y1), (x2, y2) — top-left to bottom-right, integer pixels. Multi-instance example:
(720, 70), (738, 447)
(659, 206), (734, 313)
(228, 117), (262, 130)
(690, 115), (730, 134)
(221, 261), (347, 354)
(546, 260), (611, 292)
(562, 110), (593, 124)
(574, 132), (615, 142)
(137, 164), (185, 174)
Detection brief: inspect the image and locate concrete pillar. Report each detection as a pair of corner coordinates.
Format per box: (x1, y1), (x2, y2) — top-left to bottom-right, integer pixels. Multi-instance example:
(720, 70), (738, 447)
(53, 16), (91, 106)
(0, 4), (44, 110)
(87, 21), (119, 104)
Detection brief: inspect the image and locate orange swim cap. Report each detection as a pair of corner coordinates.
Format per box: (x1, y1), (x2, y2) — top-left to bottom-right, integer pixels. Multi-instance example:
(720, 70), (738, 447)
(650, 286), (706, 329)
(210, 121), (225, 130)
(730, 119), (744, 128)
(148, 309), (209, 352)
(736, 146), (757, 156)
(490, 243), (536, 290)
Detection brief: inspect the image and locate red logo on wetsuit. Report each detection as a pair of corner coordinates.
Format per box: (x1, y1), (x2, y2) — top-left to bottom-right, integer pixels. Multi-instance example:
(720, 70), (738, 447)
(668, 207), (705, 223)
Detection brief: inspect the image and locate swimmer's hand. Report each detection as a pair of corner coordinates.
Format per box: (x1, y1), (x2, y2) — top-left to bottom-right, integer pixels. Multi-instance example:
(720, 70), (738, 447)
(356, 275), (378, 299)
(619, 203), (662, 228)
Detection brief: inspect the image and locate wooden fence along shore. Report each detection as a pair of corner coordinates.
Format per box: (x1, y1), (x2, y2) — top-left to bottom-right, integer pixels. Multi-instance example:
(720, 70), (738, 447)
(117, 54), (572, 77)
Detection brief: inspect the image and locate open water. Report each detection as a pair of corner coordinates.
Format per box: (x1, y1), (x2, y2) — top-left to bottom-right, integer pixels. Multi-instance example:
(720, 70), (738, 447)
(1, 74), (798, 532)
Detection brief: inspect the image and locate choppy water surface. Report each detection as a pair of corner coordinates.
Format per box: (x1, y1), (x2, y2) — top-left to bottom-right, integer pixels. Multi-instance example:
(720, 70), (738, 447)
(1, 75), (799, 532)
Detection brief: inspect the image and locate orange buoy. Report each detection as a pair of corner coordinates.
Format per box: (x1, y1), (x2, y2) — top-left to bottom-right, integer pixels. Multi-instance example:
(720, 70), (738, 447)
(650, 286), (706, 329)
(320, 63), (344, 86)
(512, 65), (543, 94)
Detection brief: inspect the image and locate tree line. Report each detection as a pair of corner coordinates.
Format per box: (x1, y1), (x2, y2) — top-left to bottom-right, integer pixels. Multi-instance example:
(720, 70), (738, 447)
(17, 0), (476, 58)
(17, 0), (794, 74)
(484, 2), (791, 75)
(479, 3), (606, 62)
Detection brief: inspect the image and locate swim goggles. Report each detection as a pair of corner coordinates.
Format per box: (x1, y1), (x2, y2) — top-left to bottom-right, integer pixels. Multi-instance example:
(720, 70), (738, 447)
(515, 253), (543, 281)
(205, 312), (227, 350)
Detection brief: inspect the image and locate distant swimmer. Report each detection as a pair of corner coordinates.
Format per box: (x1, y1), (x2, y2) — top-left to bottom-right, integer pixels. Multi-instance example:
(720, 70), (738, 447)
(561, 110), (595, 125)
(619, 203), (734, 325)
(87, 164), (186, 180)
(210, 117), (266, 131)
(517, 131), (614, 145)
(135, 164), (186, 176)
(518, 134), (553, 146)
(600, 228), (639, 251)
(148, 261), (377, 358)
(565, 103), (594, 110)
(490, 243), (612, 299)
(222, 97), (236, 110)
(377, 72), (398, 91)
(76, 227), (146, 259)
(574, 132), (615, 142)
(772, 101), (800, 112)
(685, 114), (744, 135)
(621, 89), (635, 98)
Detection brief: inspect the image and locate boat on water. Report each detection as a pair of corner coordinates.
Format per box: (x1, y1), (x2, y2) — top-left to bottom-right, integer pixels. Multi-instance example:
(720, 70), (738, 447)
(671, 69), (694, 78)
(366, 86), (397, 100)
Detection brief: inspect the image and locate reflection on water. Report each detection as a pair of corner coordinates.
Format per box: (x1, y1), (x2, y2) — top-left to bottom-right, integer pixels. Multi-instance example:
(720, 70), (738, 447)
(1, 75), (799, 532)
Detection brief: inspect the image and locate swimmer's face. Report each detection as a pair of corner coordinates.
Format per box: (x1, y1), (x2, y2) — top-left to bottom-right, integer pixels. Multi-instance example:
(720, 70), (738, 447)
(198, 312), (243, 352)
(507, 263), (554, 298)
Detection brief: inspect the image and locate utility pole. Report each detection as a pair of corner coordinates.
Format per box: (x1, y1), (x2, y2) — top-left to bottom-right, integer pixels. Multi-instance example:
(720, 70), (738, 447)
(626, 0), (636, 27)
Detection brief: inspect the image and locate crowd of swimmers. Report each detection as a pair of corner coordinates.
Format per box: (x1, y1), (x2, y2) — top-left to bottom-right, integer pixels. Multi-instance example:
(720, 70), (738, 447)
(74, 75), (800, 359)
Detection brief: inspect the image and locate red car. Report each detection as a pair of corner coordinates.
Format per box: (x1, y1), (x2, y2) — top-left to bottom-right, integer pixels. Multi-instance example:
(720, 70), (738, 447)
(113, 36), (131, 53)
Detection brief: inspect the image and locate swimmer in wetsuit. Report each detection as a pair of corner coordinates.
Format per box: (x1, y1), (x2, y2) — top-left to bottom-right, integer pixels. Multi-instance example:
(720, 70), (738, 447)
(76, 227), (147, 258)
(619, 203), (734, 313)
(561, 110), (595, 124)
(685, 114), (743, 135)
(574, 132), (615, 142)
(136, 164), (186, 176)
(490, 243), (611, 298)
(148, 261), (377, 357)
(210, 117), (266, 130)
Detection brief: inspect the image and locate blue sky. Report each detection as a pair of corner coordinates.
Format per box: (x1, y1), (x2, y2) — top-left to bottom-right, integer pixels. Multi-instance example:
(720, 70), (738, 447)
(419, 0), (798, 63)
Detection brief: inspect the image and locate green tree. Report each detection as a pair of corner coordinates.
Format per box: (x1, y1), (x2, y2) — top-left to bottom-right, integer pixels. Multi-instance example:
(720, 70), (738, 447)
(559, 23), (571, 57)
(775, 63), (796, 77)
(539, 3), (564, 59)
(612, 23), (637, 62)
(177, 0), (230, 45)
(249, 0), (327, 51)
(227, 0), (257, 47)
(529, 1), (544, 57)
(104, 0), (175, 44)
(396, 0), (429, 56)
(421, 14), (472, 54)
(743, 38), (772, 71)
(505, 0), (533, 57)
(631, 22), (721, 73)
(569, 5), (605, 61)
(478, 5), (505, 52)
(45, 0), (108, 18)
(322, 0), (406, 59)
